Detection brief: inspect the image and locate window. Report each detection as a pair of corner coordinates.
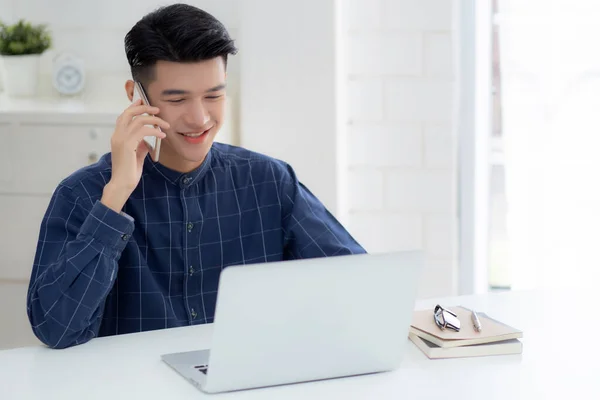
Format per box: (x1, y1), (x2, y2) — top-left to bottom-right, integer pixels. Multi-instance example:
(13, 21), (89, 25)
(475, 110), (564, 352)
(487, 0), (600, 290)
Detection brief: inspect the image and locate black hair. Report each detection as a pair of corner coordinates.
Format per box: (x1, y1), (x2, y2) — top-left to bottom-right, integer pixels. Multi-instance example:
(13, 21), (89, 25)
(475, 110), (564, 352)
(124, 3), (238, 84)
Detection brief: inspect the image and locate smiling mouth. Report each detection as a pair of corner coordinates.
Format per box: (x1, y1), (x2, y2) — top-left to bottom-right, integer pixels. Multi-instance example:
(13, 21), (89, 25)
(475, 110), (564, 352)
(178, 129), (210, 138)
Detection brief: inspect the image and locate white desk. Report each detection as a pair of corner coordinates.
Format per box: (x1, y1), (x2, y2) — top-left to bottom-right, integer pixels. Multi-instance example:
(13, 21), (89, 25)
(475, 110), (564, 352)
(1, 289), (598, 399)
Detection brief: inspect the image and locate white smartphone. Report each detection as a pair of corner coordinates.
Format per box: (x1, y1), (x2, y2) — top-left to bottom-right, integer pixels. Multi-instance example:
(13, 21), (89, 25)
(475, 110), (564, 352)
(132, 81), (162, 162)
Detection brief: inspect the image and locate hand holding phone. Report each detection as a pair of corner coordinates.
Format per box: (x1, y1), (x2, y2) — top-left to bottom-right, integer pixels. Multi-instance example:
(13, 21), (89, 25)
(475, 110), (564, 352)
(100, 92), (169, 213)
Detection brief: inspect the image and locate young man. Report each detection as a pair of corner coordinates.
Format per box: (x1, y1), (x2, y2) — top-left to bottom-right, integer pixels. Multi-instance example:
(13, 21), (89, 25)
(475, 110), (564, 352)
(26, 4), (365, 349)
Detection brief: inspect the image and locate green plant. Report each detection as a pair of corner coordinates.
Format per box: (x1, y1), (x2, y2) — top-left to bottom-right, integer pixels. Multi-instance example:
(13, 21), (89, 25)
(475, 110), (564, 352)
(0, 20), (52, 56)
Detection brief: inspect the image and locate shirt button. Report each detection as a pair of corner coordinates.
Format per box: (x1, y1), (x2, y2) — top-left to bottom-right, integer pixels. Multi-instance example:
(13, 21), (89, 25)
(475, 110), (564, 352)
(191, 308), (198, 319)
(121, 233), (129, 241)
(188, 266), (195, 276)
(182, 176), (191, 185)
(187, 222), (194, 232)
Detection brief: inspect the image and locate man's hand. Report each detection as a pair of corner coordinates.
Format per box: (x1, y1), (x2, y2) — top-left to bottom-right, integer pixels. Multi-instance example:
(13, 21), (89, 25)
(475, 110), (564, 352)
(101, 99), (169, 213)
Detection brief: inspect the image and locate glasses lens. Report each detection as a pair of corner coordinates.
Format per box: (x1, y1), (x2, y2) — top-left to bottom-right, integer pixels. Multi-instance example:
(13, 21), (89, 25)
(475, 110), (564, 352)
(434, 306), (445, 329)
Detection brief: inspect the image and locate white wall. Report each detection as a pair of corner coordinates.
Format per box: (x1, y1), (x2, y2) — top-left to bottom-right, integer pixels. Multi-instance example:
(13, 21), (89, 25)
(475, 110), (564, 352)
(238, 0), (341, 215)
(342, 0), (458, 298)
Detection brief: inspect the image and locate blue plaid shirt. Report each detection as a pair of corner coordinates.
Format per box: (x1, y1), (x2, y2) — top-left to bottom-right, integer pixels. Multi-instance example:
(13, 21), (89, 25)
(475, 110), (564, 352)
(26, 143), (365, 349)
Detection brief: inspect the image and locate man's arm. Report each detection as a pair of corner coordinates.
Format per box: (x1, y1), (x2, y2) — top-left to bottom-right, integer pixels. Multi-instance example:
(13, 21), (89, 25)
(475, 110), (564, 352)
(275, 163), (367, 259)
(27, 99), (167, 349)
(27, 185), (134, 349)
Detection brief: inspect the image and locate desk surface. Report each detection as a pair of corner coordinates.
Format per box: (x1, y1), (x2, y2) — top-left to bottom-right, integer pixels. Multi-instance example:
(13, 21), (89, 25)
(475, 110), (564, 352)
(1, 289), (598, 399)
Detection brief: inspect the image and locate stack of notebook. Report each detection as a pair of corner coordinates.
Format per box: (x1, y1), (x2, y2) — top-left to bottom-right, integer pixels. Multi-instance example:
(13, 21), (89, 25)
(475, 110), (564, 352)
(409, 306), (523, 359)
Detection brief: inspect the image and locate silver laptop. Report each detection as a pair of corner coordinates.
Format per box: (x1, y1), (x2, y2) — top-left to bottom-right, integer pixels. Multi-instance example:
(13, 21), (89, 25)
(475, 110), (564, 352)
(161, 251), (422, 394)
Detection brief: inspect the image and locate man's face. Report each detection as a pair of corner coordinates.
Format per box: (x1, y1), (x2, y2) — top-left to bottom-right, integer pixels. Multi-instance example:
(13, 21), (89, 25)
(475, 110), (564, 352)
(143, 58), (227, 171)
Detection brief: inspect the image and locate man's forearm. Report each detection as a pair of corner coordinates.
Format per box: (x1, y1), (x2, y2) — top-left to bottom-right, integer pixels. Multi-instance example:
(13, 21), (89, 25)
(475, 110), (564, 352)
(28, 196), (134, 349)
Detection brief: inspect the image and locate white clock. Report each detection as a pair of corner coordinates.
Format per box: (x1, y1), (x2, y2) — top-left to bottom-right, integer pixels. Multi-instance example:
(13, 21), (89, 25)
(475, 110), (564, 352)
(52, 53), (85, 95)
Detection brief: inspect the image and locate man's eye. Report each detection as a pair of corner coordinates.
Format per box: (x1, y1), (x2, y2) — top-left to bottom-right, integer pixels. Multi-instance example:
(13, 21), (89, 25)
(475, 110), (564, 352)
(167, 99), (184, 103)
(206, 95), (222, 100)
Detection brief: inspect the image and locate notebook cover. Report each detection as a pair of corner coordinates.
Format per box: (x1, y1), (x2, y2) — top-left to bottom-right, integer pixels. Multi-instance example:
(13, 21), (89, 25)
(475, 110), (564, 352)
(410, 307), (523, 348)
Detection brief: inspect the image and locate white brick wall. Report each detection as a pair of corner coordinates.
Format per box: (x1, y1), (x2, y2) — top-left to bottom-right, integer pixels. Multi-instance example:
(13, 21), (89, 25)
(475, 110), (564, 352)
(424, 123), (454, 168)
(384, 170), (454, 213)
(347, 122), (422, 168)
(385, 80), (454, 121)
(382, 0), (454, 30)
(347, 78), (384, 122)
(346, 212), (423, 254)
(347, 32), (422, 76)
(343, 0), (457, 298)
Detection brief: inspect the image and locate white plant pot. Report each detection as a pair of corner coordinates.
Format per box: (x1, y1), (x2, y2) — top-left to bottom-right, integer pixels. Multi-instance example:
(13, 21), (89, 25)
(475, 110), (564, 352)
(1, 54), (41, 97)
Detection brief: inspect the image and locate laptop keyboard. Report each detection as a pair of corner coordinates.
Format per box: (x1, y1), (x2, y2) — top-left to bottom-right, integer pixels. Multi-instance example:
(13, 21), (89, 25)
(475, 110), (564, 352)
(194, 365), (208, 375)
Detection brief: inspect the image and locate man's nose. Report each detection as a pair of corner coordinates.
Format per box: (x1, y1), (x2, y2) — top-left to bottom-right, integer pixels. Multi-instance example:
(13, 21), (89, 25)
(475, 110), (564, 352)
(188, 101), (210, 126)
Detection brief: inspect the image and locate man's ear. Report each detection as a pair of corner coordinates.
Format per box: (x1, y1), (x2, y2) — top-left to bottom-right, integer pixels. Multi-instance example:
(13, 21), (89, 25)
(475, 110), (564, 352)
(125, 80), (135, 101)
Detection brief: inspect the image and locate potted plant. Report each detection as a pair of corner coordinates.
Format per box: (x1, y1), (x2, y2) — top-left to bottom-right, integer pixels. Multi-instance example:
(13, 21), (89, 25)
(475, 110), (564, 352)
(0, 20), (52, 97)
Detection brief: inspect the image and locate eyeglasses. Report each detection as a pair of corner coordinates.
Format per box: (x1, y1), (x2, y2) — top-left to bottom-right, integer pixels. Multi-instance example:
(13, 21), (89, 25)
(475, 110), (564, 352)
(434, 305), (461, 332)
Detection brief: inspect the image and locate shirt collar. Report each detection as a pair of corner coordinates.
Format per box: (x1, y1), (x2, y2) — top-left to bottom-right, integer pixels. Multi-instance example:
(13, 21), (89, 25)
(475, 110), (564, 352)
(144, 148), (213, 188)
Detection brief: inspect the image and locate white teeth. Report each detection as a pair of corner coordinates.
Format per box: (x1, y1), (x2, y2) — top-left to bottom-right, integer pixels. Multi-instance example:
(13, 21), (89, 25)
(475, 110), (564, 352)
(181, 132), (202, 137)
